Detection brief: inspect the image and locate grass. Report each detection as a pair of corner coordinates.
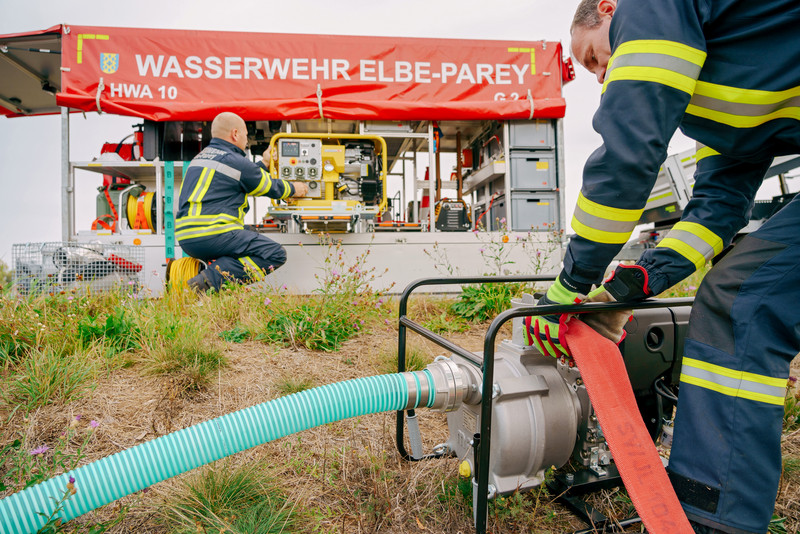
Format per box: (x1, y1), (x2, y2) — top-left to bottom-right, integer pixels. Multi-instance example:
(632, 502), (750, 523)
(2, 346), (97, 413)
(378, 345), (430, 374)
(0, 253), (798, 533)
(138, 323), (226, 392)
(275, 376), (315, 396)
(161, 461), (295, 533)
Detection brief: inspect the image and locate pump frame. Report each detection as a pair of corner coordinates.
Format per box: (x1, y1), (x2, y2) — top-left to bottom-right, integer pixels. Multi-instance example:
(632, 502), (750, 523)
(396, 275), (694, 534)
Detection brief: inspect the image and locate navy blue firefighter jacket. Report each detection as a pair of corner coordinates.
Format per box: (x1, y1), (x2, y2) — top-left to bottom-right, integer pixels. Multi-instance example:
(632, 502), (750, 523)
(176, 138), (295, 242)
(562, 0), (800, 295)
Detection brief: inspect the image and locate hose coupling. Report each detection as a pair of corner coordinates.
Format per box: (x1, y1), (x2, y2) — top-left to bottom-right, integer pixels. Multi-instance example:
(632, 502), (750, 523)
(401, 358), (482, 412)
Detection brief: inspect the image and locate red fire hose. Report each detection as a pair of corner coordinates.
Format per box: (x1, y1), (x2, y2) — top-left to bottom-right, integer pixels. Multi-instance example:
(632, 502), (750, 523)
(563, 319), (693, 534)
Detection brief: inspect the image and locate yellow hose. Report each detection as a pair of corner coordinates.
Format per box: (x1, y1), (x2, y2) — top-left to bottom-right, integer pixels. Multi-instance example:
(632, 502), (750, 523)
(125, 192), (156, 232)
(166, 257), (202, 292)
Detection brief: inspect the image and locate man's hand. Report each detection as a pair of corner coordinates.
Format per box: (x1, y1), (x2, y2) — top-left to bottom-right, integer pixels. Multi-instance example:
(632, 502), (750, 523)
(291, 181), (309, 197)
(577, 263), (651, 344)
(527, 277), (584, 358)
(579, 287), (631, 344)
(261, 146), (277, 164)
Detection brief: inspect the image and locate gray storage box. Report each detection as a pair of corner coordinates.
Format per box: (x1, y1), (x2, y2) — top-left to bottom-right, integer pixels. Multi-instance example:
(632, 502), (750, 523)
(509, 120), (556, 149)
(489, 195), (507, 230)
(509, 151), (557, 190)
(511, 192), (560, 231)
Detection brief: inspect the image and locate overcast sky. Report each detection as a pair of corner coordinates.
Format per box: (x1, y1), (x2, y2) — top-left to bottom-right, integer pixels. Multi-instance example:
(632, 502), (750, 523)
(0, 0), (698, 266)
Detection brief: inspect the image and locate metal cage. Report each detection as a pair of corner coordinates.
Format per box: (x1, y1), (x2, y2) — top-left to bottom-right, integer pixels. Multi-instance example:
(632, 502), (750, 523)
(12, 242), (146, 296)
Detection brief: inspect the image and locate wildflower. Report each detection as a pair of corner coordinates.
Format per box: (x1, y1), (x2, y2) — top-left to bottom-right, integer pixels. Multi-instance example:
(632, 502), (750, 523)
(479, 248), (486, 253)
(331, 268), (339, 276)
(75, 414), (82, 421)
(282, 284), (288, 291)
(29, 446), (50, 456)
(502, 235), (509, 243)
(89, 420), (99, 429)
(384, 319), (391, 325)
(264, 297), (272, 306)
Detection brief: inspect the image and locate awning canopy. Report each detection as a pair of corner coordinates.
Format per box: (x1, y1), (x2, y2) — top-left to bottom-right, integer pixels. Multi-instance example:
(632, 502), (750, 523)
(1, 24), (570, 121)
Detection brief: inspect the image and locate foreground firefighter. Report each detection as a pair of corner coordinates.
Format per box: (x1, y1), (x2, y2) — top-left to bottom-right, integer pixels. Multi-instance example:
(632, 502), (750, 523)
(176, 112), (308, 292)
(529, 0), (800, 533)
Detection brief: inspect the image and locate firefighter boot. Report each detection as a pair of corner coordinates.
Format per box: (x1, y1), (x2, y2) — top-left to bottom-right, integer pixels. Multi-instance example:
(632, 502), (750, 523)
(187, 270), (214, 294)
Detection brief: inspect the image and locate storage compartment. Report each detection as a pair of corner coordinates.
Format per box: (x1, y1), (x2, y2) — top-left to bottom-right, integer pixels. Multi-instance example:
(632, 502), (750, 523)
(509, 120), (555, 149)
(511, 192), (560, 231)
(489, 194), (507, 230)
(509, 151), (556, 190)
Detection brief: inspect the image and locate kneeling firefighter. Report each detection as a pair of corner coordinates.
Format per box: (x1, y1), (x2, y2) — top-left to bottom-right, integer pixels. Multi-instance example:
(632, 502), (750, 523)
(176, 112), (308, 292)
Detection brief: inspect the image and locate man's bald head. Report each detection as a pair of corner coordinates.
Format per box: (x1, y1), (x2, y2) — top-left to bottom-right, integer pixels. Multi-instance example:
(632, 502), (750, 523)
(211, 112), (249, 151)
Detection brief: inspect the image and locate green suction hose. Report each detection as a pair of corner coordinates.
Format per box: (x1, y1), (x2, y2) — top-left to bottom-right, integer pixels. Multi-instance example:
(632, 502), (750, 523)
(0, 368), (452, 534)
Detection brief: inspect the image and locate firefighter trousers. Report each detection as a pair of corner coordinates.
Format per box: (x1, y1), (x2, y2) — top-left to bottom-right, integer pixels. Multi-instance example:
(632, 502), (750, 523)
(668, 195), (800, 534)
(178, 229), (287, 291)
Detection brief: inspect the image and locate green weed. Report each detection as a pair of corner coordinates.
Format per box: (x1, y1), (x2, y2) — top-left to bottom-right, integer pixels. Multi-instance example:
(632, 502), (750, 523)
(450, 282), (526, 323)
(782, 456), (800, 479)
(139, 324), (226, 392)
(161, 461), (294, 534)
(253, 237), (391, 352)
(769, 515), (788, 534)
(784, 378), (800, 432)
(276, 376), (315, 396)
(423, 311), (468, 333)
(77, 306), (140, 356)
(219, 324), (251, 343)
(379, 346), (429, 374)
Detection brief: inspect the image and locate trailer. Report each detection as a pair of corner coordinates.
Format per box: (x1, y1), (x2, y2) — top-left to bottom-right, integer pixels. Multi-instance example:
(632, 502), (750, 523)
(1, 24), (574, 295)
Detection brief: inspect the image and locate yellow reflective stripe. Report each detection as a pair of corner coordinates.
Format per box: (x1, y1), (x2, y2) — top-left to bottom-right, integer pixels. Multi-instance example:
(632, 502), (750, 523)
(611, 40), (706, 66)
(237, 196), (249, 221)
(694, 146), (719, 162)
(251, 168), (272, 196)
(572, 193), (643, 245)
(657, 238), (706, 269)
(187, 168), (209, 217)
(571, 216), (632, 244)
(681, 357), (787, 406)
(176, 223), (243, 239)
(694, 81), (800, 106)
(577, 193), (643, 222)
(602, 40), (706, 95)
(239, 256), (263, 279)
(687, 81), (800, 128)
(686, 102), (800, 128)
(177, 215), (240, 228)
(603, 66), (698, 95)
(188, 168), (215, 217)
(281, 180), (291, 199)
(657, 221), (723, 270)
(176, 213), (239, 224)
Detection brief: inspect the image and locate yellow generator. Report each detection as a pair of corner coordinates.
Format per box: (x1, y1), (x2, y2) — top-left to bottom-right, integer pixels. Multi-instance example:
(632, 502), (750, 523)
(268, 133), (387, 233)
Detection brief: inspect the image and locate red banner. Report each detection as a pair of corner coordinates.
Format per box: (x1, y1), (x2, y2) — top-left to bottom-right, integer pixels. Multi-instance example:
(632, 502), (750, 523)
(55, 25), (566, 121)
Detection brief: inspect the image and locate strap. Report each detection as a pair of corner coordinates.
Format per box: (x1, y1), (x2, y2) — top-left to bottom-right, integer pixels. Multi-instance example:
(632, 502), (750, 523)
(91, 214), (115, 232)
(562, 319), (692, 534)
(134, 195), (148, 230)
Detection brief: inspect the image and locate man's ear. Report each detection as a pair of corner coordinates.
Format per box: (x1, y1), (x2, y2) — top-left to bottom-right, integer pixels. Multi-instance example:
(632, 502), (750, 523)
(597, 0), (616, 17)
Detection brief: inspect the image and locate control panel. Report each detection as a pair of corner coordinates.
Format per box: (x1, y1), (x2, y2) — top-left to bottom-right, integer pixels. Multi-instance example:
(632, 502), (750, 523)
(277, 138), (323, 198)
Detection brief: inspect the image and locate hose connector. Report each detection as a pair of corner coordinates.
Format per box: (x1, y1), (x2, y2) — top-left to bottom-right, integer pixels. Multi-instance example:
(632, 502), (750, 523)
(401, 358), (481, 412)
